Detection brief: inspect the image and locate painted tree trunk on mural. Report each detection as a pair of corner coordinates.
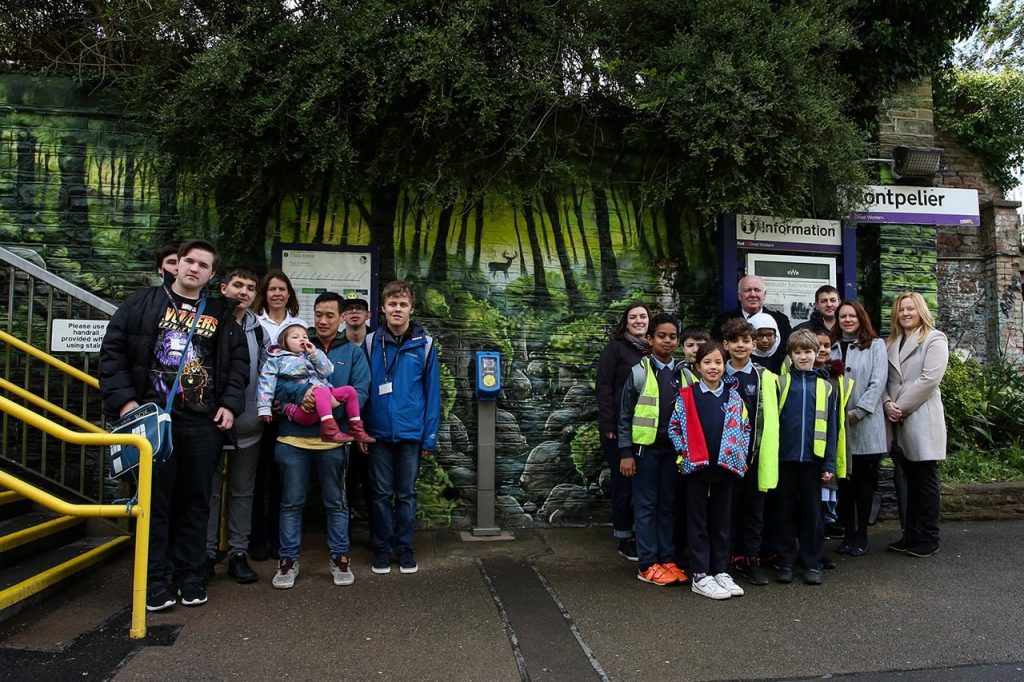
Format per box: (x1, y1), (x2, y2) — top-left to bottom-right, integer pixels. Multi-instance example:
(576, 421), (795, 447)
(357, 184), (400, 283)
(58, 135), (90, 255)
(541, 190), (582, 309)
(428, 201), (456, 283)
(520, 197), (549, 303)
(592, 185), (621, 305)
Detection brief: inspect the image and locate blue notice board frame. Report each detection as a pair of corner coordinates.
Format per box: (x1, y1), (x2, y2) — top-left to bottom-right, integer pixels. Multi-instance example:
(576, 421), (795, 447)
(272, 243), (380, 327)
(718, 214), (857, 313)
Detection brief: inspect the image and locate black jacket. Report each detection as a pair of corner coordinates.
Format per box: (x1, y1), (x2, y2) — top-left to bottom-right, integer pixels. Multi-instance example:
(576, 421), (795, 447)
(793, 310), (833, 336)
(98, 286), (249, 419)
(595, 337), (647, 436)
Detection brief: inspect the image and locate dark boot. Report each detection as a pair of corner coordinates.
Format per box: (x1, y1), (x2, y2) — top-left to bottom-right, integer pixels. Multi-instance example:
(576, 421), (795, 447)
(347, 419), (377, 443)
(228, 554), (259, 584)
(321, 418), (354, 444)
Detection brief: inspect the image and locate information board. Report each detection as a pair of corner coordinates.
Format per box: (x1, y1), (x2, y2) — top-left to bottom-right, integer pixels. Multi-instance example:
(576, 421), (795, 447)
(51, 319), (108, 353)
(275, 244), (378, 323)
(746, 253), (836, 328)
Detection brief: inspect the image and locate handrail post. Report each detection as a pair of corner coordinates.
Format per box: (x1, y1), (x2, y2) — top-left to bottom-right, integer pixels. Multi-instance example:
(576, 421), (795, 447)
(129, 441), (152, 640)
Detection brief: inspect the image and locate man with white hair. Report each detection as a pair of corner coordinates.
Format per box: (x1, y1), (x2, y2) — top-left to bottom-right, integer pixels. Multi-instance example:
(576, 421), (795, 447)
(714, 275), (792, 347)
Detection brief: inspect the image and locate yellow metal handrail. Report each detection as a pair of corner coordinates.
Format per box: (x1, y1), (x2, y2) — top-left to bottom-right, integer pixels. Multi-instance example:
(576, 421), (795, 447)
(0, 377), (104, 434)
(0, 329), (99, 389)
(0, 395), (151, 639)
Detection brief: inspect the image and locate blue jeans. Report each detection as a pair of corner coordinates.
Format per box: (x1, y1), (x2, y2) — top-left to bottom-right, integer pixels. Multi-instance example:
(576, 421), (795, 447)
(368, 440), (421, 555)
(275, 442), (350, 560)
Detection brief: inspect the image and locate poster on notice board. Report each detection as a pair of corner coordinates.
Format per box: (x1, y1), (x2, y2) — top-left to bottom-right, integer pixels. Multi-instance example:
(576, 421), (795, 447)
(746, 253), (836, 328)
(274, 244), (378, 325)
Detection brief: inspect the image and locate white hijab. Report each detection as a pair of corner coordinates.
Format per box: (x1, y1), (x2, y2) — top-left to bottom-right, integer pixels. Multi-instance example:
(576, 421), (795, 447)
(748, 312), (780, 357)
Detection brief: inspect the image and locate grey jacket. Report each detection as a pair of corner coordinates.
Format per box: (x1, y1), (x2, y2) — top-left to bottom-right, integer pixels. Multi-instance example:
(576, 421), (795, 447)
(833, 337), (889, 456)
(228, 309), (269, 450)
(884, 329), (949, 462)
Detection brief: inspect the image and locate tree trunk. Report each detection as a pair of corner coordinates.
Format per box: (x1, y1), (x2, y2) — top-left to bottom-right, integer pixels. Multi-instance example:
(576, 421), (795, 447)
(122, 151), (137, 248)
(456, 197), (471, 260)
(408, 204), (424, 278)
(542, 190), (582, 309)
(355, 184), (400, 283)
(15, 130), (37, 240)
(471, 197), (485, 272)
(663, 196), (684, 261)
(397, 190), (410, 263)
(592, 184), (621, 305)
(312, 167), (333, 245)
(562, 197), (578, 264)
(521, 196), (549, 304)
(631, 194), (653, 257)
(571, 185), (596, 283)
(535, 196), (552, 261)
(512, 203), (527, 275)
(427, 201), (456, 282)
(610, 187), (628, 246)
(58, 135), (91, 256)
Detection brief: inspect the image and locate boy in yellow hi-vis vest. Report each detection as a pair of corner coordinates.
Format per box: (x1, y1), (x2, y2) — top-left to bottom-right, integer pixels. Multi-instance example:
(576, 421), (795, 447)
(618, 313), (695, 586)
(775, 329), (838, 587)
(722, 318), (779, 587)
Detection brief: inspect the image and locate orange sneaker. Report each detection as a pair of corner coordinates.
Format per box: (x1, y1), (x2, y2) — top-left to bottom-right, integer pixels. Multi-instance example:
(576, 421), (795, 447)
(662, 562), (689, 584)
(636, 563), (678, 586)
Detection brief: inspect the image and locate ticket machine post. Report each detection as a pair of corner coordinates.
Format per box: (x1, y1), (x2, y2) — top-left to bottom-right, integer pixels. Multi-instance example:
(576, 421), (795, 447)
(473, 351), (501, 536)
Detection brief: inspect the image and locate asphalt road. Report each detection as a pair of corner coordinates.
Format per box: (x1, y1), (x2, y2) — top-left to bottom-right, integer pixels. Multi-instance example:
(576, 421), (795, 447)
(1, 520), (1022, 681)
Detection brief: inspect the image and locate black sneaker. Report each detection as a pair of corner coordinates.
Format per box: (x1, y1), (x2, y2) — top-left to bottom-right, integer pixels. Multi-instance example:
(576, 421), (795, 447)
(825, 523), (846, 540)
(179, 582), (208, 607)
(887, 538), (912, 553)
(822, 554), (836, 570)
(836, 537), (854, 555)
(804, 568), (823, 585)
(146, 585), (176, 612)
(906, 543), (939, 558)
(617, 539), (638, 562)
(228, 554), (259, 584)
(399, 552), (418, 574)
(733, 556), (769, 586)
(776, 565), (795, 584)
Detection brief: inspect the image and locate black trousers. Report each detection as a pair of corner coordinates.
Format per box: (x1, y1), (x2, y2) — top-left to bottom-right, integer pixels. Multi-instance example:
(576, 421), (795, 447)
(602, 435), (634, 539)
(893, 451), (941, 547)
(837, 454), (882, 541)
(686, 473), (734, 576)
(249, 421), (281, 556)
(149, 420), (223, 587)
(776, 462), (824, 570)
(731, 457), (765, 558)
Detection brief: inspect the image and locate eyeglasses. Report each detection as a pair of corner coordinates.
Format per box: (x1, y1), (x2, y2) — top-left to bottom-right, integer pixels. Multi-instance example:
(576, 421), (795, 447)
(755, 331), (776, 340)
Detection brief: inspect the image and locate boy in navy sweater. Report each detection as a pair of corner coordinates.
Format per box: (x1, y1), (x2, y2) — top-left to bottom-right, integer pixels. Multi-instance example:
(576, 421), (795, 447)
(775, 329), (838, 586)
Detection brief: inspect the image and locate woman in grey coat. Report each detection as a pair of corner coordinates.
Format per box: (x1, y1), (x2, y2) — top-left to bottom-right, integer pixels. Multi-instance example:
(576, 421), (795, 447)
(883, 292), (949, 558)
(831, 300), (887, 556)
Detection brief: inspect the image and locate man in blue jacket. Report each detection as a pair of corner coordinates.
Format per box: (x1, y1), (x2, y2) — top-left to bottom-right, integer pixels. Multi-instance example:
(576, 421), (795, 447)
(361, 280), (441, 575)
(270, 291), (370, 590)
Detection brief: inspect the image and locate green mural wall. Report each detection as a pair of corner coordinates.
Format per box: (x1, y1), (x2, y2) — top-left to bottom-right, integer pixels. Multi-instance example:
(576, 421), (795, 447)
(0, 74), (724, 528)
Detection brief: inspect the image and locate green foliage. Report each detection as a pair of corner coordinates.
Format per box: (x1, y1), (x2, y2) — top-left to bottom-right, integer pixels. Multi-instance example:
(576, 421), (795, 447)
(959, 0), (1024, 71)
(570, 424), (603, 485)
(545, 314), (613, 383)
(934, 66), (1024, 190)
(940, 355), (1024, 482)
(416, 456), (459, 527)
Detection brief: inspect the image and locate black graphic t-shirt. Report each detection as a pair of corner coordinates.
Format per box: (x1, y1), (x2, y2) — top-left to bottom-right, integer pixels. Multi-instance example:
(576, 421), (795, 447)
(150, 291), (219, 422)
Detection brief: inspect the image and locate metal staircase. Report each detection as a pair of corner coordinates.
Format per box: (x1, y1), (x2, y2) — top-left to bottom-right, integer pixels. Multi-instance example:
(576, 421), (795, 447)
(0, 246), (151, 638)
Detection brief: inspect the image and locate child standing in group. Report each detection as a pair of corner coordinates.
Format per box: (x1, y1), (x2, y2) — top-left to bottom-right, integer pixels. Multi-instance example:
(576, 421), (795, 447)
(669, 343), (750, 600)
(775, 330), (838, 586)
(721, 319), (780, 587)
(680, 327), (709, 371)
(257, 322), (375, 444)
(815, 332), (852, 541)
(618, 314), (690, 586)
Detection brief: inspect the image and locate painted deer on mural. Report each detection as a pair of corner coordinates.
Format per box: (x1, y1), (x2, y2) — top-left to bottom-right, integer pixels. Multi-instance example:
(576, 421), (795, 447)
(487, 251), (517, 280)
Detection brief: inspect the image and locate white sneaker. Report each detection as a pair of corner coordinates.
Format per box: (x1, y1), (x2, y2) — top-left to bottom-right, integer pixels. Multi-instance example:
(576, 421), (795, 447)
(330, 557), (355, 586)
(272, 559), (299, 589)
(691, 574), (731, 600)
(714, 572), (745, 597)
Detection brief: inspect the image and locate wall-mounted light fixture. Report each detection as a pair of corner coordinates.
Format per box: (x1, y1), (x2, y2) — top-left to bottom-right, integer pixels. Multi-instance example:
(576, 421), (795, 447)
(892, 146), (943, 179)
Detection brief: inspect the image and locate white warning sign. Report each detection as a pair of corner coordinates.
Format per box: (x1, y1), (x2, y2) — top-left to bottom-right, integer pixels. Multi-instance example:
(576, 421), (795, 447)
(51, 319), (108, 353)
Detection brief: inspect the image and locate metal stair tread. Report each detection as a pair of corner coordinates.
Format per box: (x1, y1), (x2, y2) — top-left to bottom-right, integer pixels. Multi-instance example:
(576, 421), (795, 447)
(0, 536), (129, 593)
(0, 511), (65, 536)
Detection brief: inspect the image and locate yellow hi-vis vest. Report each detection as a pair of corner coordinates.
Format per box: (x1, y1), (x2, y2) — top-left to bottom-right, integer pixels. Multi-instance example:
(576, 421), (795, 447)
(778, 373), (832, 458)
(630, 358), (660, 445)
(630, 358), (697, 445)
(834, 374), (854, 479)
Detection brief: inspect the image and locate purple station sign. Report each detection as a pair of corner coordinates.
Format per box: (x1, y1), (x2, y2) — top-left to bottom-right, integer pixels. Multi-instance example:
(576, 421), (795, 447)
(852, 185), (980, 227)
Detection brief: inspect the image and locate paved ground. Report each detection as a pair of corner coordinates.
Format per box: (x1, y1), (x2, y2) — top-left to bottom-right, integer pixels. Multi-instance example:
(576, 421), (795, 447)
(1, 520), (1023, 681)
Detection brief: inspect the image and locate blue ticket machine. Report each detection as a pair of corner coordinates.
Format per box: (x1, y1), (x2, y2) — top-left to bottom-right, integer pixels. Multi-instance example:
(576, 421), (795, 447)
(475, 351), (501, 400)
(473, 351), (501, 535)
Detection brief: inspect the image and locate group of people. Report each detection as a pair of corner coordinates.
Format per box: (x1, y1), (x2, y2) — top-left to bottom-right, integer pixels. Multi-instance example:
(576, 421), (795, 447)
(597, 275), (949, 600)
(99, 239), (441, 612)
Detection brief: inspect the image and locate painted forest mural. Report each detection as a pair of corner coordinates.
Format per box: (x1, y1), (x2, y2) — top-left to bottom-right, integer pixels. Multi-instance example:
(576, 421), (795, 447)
(0, 74), (723, 528)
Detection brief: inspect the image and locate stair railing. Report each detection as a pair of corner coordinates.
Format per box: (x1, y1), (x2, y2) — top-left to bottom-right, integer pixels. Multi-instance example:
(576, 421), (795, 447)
(0, 395), (152, 639)
(0, 245), (116, 503)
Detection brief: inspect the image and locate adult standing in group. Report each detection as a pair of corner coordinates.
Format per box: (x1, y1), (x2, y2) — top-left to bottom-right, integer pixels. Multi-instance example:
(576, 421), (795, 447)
(595, 302), (651, 561)
(341, 293), (374, 526)
(831, 300), (888, 556)
(362, 281), (441, 575)
(715, 275), (792, 349)
(270, 291), (370, 589)
(249, 269), (304, 561)
(883, 292), (949, 559)
(99, 239), (248, 611)
(794, 285), (840, 336)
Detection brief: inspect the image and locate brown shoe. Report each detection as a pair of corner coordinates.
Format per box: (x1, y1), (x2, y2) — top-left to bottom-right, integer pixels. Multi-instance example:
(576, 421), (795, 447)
(321, 418), (354, 444)
(347, 419), (377, 443)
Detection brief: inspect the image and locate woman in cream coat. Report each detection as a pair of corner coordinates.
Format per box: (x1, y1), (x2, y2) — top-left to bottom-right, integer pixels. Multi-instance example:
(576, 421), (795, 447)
(883, 292), (949, 558)
(831, 300), (888, 556)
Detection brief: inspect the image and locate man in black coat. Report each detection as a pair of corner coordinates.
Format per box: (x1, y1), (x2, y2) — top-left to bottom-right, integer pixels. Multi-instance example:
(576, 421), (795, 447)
(99, 238), (249, 612)
(792, 285), (840, 336)
(714, 275), (792, 345)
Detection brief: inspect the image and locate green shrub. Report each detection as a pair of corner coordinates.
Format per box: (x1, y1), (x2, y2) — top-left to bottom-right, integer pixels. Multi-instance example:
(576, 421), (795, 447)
(570, 424), (603, 484)
(941, 444), (1024, 483)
